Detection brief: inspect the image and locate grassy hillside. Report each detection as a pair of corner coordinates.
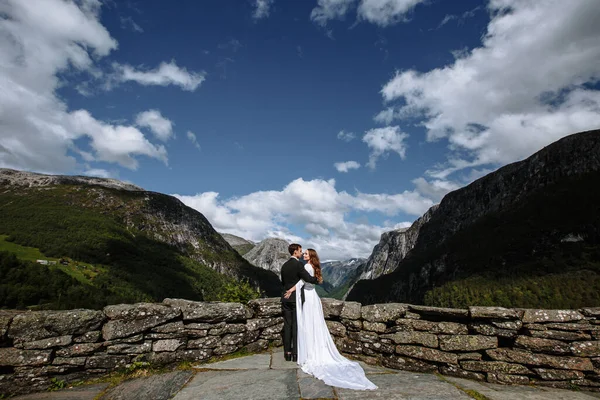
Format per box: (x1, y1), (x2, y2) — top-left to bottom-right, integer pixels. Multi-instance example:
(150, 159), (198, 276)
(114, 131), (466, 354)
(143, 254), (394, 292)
(0, 183), (272, 309)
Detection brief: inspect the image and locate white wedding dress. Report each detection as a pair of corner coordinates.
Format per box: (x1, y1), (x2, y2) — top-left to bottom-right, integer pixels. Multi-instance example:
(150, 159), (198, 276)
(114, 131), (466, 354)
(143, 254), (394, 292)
(295, 263), (377, 390)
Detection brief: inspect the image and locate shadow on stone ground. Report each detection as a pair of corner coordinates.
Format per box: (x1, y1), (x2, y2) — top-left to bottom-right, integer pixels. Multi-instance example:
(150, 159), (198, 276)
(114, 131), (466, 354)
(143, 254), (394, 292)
(12, 348), (600, 400)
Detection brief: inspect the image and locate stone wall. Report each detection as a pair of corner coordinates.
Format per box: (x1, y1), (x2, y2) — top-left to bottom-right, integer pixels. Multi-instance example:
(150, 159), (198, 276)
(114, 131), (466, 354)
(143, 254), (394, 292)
(1, 299), (599, 396)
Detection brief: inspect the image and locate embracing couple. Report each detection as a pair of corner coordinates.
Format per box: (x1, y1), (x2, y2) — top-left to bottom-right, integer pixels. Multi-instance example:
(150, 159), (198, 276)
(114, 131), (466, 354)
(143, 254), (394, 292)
(280, 243), (377, 391)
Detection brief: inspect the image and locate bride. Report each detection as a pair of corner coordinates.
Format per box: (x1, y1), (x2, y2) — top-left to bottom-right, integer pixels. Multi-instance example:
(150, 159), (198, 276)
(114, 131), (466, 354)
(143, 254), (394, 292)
(284, 248), (377, 390)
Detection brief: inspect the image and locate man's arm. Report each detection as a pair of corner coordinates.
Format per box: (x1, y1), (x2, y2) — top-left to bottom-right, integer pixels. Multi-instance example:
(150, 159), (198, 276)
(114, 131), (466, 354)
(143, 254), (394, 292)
(297, 262), (321, 284)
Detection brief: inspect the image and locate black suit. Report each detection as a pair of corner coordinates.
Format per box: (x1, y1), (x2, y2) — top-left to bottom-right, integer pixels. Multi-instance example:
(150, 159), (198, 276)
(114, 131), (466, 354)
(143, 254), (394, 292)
(280, 257), (319, 356)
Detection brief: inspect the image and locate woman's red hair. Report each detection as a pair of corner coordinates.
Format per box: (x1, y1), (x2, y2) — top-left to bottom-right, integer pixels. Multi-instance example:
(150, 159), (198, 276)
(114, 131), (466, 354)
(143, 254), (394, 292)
(307, 248), (322, 282)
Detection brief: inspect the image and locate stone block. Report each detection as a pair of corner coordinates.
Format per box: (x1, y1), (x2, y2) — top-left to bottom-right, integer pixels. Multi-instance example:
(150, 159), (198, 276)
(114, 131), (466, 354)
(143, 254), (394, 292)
(469, 306), (519, 320)
(0, 348), (52, 366)
(460, 360), (531, 375)
(86, 355), (130, 369)
(73, 331), (101, 343)
(246, 317), (282, 331)
(56, 342), (103, 357)
(486, 348), (594, 371)
(102, 303), (181, 341)
(382, 354), (439, 373)
(326, 320), (346, 337)
(187, 336), (220, 349)
(362, 321), (386, 333)
(487, 372), (529, 385)
(348, 331), (378, 343)
(580, 308), (600, 318)
(533, 368), (585, 380)
(409, 305), (468, 319)
(439, 335), (497, 352)
(163, 298), (251, 322)
(148, 348), (212, 364)
(469, 322), (517, 338)
(514, 336), (571, 355)
(528, 329), (591, 341)
(213, 345), (239, 355)
(570, 341), (600, 357)
(52, 357), (87, 366)
(395, 345), (458, 364)
(363, 341), (395, 354)
(522, 309), (585, 323)
(341, 318), (362, 331)
(107, 341), (152, 354)
(247, 298), (281, 317)
(380, 331), (438, 348)
(321, 298), (344, 318)
(17, 335), (72, 350)
(340, 301), (362, 320)
(8, 310), (105, 343)
(395, 319), (468, 335)
(153, 339), (186, 352)
(362, 303), (407, 322)
(440, 365), (485, 381)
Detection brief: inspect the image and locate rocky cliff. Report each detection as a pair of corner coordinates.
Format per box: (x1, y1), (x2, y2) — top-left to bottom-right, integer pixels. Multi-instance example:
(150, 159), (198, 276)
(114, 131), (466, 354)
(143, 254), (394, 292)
(358, 205), (439, 281)
(322, 258), (366, 287)
(243, 238), (290, 277)
(220, 233), (255, 255)
(347, 129), (600, 307)
(0, 169), (281, 307)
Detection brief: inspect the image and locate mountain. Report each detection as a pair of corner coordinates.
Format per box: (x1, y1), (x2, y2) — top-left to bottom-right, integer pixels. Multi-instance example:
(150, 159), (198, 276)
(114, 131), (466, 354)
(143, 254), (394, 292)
(220, 233), (255, 255)
(0, 169), (280, 309)
(243, 238), (290, 276)
(347, 129), (600, 309)
(316, 258), (366, 299)
(358, 206), (439, 281)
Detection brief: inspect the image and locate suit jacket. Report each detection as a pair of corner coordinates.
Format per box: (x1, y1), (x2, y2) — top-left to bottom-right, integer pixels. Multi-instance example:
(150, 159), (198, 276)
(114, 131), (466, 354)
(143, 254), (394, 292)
(280, 257), (319, 303)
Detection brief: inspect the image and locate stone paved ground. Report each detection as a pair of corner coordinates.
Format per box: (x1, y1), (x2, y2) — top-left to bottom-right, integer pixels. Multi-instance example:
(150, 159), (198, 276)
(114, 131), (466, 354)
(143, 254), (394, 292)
(12, 348), (600, 399)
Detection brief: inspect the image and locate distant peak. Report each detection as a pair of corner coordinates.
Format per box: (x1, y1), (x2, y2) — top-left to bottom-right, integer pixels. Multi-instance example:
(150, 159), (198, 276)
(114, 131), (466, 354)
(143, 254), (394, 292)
(0, 168), (143, 191)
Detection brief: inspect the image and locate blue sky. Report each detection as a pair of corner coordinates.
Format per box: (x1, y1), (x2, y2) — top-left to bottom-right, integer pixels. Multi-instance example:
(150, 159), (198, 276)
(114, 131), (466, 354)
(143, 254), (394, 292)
(1, 0), (599, 260)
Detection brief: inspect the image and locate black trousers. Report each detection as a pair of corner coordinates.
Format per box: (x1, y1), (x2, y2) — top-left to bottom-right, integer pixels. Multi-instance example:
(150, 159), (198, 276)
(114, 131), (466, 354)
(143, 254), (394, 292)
(281, 301), (297, 355)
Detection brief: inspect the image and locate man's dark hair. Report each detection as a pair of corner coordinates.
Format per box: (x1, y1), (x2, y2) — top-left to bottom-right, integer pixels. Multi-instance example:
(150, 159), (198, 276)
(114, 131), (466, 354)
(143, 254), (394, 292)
(288, 243), (301, 256)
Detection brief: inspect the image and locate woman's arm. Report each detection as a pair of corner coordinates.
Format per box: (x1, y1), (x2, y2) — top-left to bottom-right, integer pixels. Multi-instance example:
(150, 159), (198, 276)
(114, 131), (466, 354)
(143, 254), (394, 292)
(283, 285), (296, 299)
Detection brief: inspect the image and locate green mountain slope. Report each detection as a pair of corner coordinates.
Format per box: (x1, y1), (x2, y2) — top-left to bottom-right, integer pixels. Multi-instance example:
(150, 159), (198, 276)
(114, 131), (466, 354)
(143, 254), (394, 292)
(0, 170), (281, 309)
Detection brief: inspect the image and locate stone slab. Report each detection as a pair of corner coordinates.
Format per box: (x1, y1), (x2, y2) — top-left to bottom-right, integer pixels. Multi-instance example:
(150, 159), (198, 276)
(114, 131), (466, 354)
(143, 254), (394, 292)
(172, 369), (299, 400)
(445, 376), (600, 400)
(270, 349), (300, 370)
(335, 370), (472, 400)
(100, 371), (193, 400)
(297, 369), (335, 399)
(12, 384), (110, 400)
(194, 353), (271, 370)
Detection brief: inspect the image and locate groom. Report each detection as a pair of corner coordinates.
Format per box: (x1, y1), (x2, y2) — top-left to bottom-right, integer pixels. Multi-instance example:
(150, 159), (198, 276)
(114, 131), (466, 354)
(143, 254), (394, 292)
(280, 243), (321, 362)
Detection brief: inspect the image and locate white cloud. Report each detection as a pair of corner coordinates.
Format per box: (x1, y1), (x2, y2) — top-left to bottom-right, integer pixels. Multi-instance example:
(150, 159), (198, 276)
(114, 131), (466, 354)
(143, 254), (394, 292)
(380, 0), (600, 176)
(187, 131), (201, 150)
(70, 110), (167, 169)
(334, 161), (361, 173)
(0, 0), (169, 174)
(337, 130), (356, 141)
(252, 0), (274, 20)
(173, 177), (432, 260)
(113, 60), (206, 91)
(310, 0), (424, 27)
(362, 126), (409, 169)
(412, 177), (461, 202)
(135, 110), (173, 141)
(311, 0), (357, 27)
(120, 16), (143, 33)
(357, 0), (424, 27)
(83, 168), (112, 178)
